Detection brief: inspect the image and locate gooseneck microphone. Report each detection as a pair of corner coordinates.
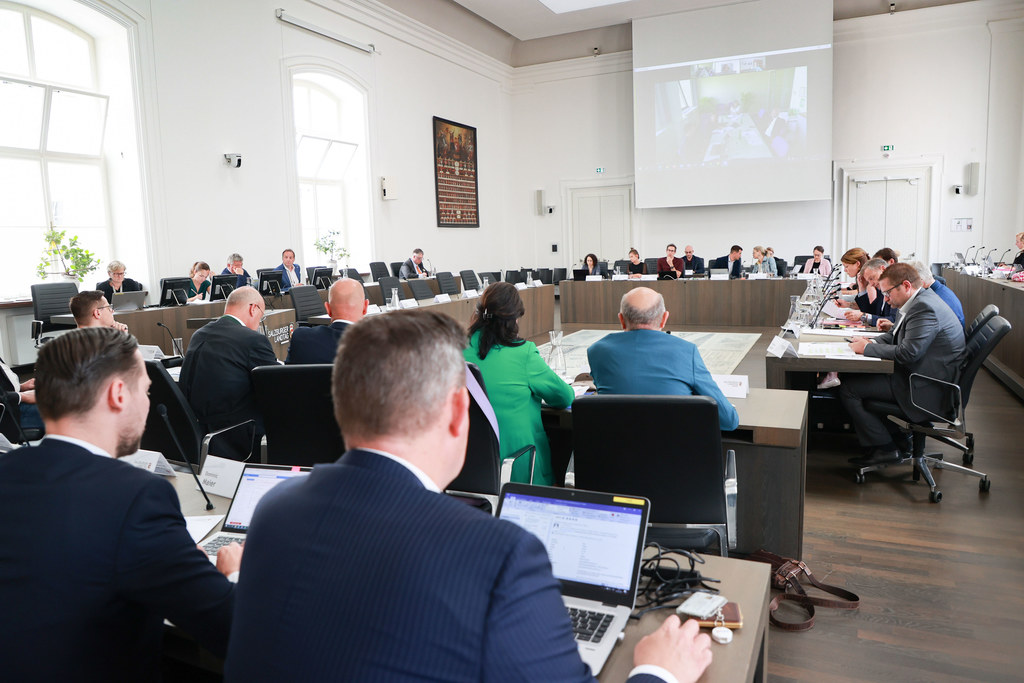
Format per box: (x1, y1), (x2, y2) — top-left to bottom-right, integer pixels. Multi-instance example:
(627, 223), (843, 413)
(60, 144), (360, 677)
(984, 248), (998, 263)
(964, 245), (977, 264)
(158, 404), (214, 510)
(972, 246), (985, 265)
(999, 248), (1012, 263)
(156, 321), (183, 356)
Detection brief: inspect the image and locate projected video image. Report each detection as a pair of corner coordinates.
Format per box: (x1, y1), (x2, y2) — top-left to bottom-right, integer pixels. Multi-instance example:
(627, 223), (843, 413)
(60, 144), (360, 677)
(653, 64), (807, 168)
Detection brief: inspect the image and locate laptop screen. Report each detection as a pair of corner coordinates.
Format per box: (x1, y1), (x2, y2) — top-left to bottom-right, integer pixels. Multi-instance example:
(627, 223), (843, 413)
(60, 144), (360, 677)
(222, 465), (311, 533)
(497, 486), (648, 599)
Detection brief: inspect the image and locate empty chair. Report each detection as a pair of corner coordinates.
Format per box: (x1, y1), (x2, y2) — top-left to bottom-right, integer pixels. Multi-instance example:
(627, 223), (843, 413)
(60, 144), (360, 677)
(289, 285), (326, 323)
(339, 268), (362, 281)
(552, 267), (567, 283)
(479, 271), (501, 287)
(459, 270), (480, 291)
(140, 360), (255, 466)
(369, 261), (390, 282)
(792, 255), (812, 272)
(407, 278), (434, 300)
(571, 395), (736, 555)
(377, 276), (405, 302)
(613, 259), (631, 275)
(644, 257), (659, 275)
(305, 266), (320, 285)
(252, 364), (344, 467)
(774, 258), (788, 276)
(858, 316), (1011, 502)
(536, 268), (553, 285)
(965, 304), (998, 342)
(436, 271), (459, 296)
(30, 282), (78, 344)
(504, 270), (524, 285)
(390, 261), (403, 278)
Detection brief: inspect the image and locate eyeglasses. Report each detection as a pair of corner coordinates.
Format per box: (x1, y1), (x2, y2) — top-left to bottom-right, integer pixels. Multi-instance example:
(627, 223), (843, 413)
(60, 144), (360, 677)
(251, 303), (266, 323)
(110, 271), (126, 277)
(97, 305), (112, 311)
(881, 284), (901, 299)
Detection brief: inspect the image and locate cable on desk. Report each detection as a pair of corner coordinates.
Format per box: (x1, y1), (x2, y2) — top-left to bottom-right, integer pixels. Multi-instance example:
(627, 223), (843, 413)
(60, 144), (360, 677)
(632, 543), (721, 619)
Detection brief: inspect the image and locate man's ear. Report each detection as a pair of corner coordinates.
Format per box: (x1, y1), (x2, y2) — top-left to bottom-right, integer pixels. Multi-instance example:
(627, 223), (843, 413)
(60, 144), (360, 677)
(106, 377), (128, 413)
(448, 386), (469, 439)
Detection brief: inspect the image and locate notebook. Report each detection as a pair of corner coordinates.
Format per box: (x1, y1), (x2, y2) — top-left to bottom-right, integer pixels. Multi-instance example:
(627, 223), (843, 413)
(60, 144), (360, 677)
(496, 483), (650, 675)
(111, 290), (148, 311)
(199, 463), (311, 561)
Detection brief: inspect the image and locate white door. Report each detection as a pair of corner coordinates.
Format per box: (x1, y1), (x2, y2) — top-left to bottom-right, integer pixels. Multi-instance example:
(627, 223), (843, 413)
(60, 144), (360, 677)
(847, 168), (931, 262)
(570, 185), (632, 268)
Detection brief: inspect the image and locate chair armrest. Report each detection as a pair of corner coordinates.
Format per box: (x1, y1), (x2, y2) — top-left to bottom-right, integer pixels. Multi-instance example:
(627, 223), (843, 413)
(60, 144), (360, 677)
(908, 372), (962, 425)
(500, 445), (536, 486)
(200, 419), (257, 466)
(723, 449), (738, 550)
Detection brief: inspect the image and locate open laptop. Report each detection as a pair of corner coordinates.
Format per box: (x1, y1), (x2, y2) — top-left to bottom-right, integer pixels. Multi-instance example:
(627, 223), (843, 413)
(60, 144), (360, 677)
(572, 268), (589, 281)
(111, 290), (147, 311)
(496, 483), (650, 675)
(199, 463), (311, 560)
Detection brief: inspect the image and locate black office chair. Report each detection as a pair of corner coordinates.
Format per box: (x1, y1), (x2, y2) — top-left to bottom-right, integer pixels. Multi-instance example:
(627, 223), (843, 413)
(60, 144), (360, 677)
(571, 395), (737, 555)
(390, 261), (403, 278)
(252, 364), (345, 467)
(857, 316), (1011, 502)
(644, 258), (659, 275)
(460, 270), (480, 291)
(305, 266), (319, 285)
(436, 271), (459, 296)
(792, 255), (812, 272)
(504, 270), (524, 285)
(537, 268), (553, 285)
(774, 257), (788, 276)
(140, 360), (255, 467)
(552, 267), (567, 283)
(930, 263), (949, 280)
(377, 276), (404, 302)
(446, 364), (535, 513)
(289, 285), (326, 324)
(479, 272), (501, 287)
(30, 282), (78, 345)
(613, 259), (630, 275)
(339, 268), (362, 281)
(407, 278), (434, 300)
(965, 304), (998, 342)
(369, 261), (390, 282)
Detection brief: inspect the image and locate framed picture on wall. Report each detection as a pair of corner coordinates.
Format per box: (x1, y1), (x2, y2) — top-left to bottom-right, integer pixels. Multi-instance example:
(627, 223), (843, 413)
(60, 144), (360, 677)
(433, 116), (479, 228)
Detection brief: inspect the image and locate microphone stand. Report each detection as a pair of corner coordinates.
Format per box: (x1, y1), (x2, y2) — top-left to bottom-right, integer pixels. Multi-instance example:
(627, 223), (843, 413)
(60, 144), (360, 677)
(156, 321), (183, 357)
(964, 245), (976, 265)
(972, 246), (985, 265)
(158, 404), (214, 510)
(999, 249), (1012, 264)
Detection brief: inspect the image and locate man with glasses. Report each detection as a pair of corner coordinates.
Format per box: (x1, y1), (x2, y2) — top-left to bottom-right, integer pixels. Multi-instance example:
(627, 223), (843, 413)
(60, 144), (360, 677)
(680, 245), (705, 275)
(97, 260), (144, 304)
(840, 263), (965, 466)
(70, 290), (129, 332)
(656, 243), (684, 278)
(180, 287), (278, 460)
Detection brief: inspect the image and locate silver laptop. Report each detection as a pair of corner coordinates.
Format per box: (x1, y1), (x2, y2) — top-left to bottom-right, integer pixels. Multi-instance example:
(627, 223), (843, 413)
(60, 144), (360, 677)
(111, 290), (148, 311)
(496, 484), (650, 675)
(200, 463), (311, 560)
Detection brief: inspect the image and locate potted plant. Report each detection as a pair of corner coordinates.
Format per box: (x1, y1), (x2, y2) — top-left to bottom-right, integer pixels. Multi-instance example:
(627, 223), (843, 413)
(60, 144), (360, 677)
(313, 231), (350, 275)
(37, 226), (101, 283)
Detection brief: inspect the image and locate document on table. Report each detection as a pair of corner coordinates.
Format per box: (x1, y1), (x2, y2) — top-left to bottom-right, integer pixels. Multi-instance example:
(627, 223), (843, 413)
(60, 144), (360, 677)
(184, 515), (224, 543)
(799, 341), (856, 357)
(712, 374), (748, 399)
(821, 300), (845, 319)
(807, 328), (884, 338)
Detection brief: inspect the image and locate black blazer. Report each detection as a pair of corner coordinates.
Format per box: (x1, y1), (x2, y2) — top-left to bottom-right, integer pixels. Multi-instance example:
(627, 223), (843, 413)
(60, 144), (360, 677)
(0, 357), (20, 441)
(286, 320), (351, 365)
(713, 256), (743, 278)
(96, 277), (144, 303)
(0, 439), (235, 681)
(681, 255), (705, 274)
(180, 316), (278, 433)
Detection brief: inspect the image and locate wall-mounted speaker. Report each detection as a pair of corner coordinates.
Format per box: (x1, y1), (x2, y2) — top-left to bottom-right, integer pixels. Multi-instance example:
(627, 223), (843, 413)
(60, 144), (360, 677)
(965, 162), (980, 196)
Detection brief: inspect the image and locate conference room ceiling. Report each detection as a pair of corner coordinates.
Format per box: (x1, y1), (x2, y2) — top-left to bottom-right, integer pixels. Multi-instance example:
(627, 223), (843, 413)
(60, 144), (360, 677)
(447, 0), (976, 41)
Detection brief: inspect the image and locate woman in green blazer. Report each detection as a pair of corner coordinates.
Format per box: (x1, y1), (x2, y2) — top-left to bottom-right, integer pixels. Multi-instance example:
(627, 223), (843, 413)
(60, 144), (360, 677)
(463, 283), (574, 485)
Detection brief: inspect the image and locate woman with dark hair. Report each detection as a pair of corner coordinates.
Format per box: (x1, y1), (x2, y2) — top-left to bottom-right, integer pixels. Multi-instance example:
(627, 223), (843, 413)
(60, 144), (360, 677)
(873, 247), (899, 265)
(627, 248), (645, 278)
(584, 253), (602, 277)
(463, 283), (574, 485)
(801, 246), (831, 277)
(187, 261), (212, 302)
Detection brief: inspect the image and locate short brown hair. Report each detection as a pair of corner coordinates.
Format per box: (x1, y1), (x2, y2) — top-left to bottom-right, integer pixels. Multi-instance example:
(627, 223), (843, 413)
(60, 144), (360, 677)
(730, 245), (742, 254)
(333, 309), (466, 442)
(873, 247), (899, 263)
(879, 262), (921, 289)
(69, 290), (106, 325)
(35, 327), (140, 420)
(841, 247), (869, 267)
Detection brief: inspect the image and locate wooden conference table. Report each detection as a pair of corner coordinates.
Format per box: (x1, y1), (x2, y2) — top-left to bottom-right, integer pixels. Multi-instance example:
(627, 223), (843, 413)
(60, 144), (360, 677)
(764, 330), (894, 390)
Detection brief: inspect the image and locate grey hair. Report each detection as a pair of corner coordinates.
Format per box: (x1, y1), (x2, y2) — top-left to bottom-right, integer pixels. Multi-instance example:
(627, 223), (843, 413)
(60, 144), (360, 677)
(905, 260), (933, 284)
(620, 290), (666, 328)
(227, 253), (243, 263)
(862, 258), (888, 273)
(107, 260), (126, 274)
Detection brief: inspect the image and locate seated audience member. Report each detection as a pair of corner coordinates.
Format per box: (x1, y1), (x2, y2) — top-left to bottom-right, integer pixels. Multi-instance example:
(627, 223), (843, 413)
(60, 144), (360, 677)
(96, 260), (144, 303)
(70, 290), (129, 332)
(841, 263), (965, 466)
(224, 308), (711, 683)
(657, 243), (684, 277)
(1, 354), (40, 442)
(286, 278), (367, 364)
(908, 260), (965, 327)
(272, 248), (302, 292)
(0, 327), (240, 680)
(873, 247), (899, 265)
(999, 232), (1024, 268)
(750, 246), (777, 275)
(713, 245), (743, 279)
(463, 282), (573, 485)
(835, 247), (870, 299)
(180, 287), (278, 460)
(587, 287), (739, 431)
(627, 248), (645, 277)
(842, 259), (894, 328)
(583, 252), (604, 278)
(187, 260), (212, 301)
(681, 245), (705, 275)
(222, 252), (251, 289)
(399, 248), (428, 279)
(802, 246), (832, 277)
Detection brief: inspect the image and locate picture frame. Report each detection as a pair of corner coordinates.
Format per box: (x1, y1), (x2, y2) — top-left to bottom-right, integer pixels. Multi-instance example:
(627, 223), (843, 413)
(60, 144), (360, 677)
(433, 116), (479, 227)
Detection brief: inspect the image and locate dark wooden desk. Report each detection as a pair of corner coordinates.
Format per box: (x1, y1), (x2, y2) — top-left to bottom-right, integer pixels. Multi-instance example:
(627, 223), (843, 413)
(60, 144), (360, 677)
(560, 278), (807, 329)
(764, 331), (893, 390)
(599, 553), (770, 683)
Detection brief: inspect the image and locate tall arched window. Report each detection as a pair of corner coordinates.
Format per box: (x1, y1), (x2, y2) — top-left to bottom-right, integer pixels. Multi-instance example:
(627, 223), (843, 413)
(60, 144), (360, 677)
(291, 71), (371, 271)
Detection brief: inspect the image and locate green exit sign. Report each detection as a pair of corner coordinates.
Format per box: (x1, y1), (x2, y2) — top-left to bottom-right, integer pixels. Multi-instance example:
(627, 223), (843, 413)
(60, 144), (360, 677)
(881, 145), (894, 152)
(595, 167), (605, 173)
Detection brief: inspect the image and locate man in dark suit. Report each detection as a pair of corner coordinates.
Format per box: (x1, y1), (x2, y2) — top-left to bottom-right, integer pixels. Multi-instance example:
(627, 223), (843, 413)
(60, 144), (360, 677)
(271, 247), (302, 292)
(681, 245), (705, 275)
(398, 247), (428, 278)
(841, 263), (966, 465)
(221, 252), (252, 289)
(713, 245), (743, 278)
(286, 277), (367, 364)
(180, 286), (278, 459)
(0, 327), (241, 681)
(1, 355), (38, 443)
(225, 309), (711, 682)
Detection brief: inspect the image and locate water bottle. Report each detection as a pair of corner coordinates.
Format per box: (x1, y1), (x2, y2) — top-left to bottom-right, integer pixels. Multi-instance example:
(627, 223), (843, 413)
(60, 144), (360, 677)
(482, 276), (490, 290)
(390, 287), (400, 309)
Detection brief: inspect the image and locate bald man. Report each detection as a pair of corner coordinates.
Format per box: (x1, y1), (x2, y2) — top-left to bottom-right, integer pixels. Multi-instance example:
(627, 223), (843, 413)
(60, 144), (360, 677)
(586, 287), (739, 431)
(180, 287), (279, 460)
(286, 278), (368, 365)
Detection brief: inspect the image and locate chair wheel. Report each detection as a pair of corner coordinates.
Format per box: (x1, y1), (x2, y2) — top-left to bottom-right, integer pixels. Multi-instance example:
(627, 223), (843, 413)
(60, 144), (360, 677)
(962, 452), (974, 465)
(980, 478), (991, 492)
(930, 490), (942, 503)
(855, 473), (865, 484)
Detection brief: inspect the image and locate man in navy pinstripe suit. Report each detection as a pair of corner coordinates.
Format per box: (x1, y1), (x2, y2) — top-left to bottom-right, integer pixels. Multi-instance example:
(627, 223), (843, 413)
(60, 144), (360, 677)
(225, 309), (711, 682)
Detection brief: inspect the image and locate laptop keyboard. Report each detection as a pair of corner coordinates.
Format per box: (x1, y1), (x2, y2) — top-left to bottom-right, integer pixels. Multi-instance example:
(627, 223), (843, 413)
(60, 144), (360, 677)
(568, 607), (613, 643)
(201, 536), (239, 556)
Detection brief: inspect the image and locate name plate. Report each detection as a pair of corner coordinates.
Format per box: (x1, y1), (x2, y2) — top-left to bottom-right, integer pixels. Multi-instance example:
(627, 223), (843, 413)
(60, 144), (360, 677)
(585, 275), (603, 282)
(780, 322), (802, 339)
(529, 280), (544, 287)
(514, 282), (528, 290)
(748, 273), (767, 280)
(640, 274), (658, 281)
(463, 288), (479, 298)
(399, 299), (419, 309)
(611, 274), (628, 281)
(197, 455), (245, 498)
(796, 273), (816, 280)
(122, 449), (177, 477)
(685, 270), (694, 276)
(766, 335), (799, 358)
(434, 293), (452, 303)
(365, 304), (382, 315)
(710, 273), (729, 281)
